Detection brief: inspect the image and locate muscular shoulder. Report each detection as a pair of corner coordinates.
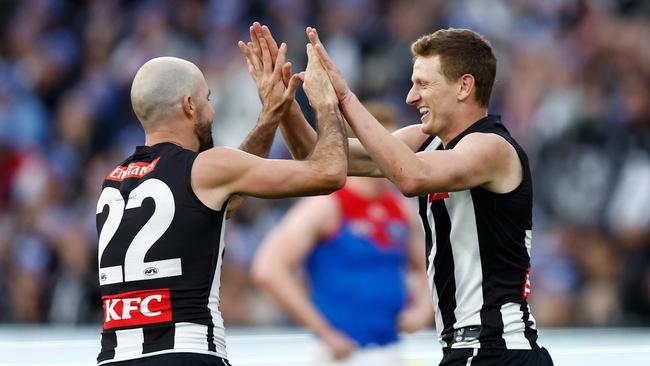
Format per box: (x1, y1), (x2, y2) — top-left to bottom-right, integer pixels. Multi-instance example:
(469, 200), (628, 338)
(191, 147), (249, 210)
(192, 147), (250, 184)
(455, 132), (522, 192)
(455, 132), (515, 159)
(194, 146), (243, 168)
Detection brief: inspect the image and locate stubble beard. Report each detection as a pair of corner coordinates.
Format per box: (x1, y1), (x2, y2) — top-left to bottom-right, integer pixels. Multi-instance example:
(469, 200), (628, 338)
(194, 112), (214, 152)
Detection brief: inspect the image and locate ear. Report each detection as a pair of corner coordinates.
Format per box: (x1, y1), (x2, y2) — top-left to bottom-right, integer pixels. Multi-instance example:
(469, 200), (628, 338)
(457, 74), (475, 103)
(181, 95), (195, 119)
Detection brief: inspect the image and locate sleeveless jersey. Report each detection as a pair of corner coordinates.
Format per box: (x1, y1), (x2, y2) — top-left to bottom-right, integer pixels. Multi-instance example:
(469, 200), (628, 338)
(417, 115), (539, 350)
(95, 143), (229, 364)
(306, 186), (411, 346)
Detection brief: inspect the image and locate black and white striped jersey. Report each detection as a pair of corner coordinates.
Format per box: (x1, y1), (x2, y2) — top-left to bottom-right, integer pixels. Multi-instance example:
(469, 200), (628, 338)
(417, 115), (539, 350)
(95, 142), (229, 364)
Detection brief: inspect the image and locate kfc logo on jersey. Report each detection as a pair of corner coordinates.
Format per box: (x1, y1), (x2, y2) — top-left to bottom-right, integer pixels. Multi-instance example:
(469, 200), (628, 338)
(102, 288), (172, 329)
(107, 157), (160, 182)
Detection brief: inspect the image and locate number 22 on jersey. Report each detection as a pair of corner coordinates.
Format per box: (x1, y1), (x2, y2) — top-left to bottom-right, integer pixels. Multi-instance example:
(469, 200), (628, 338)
(96, 179), (181, 285)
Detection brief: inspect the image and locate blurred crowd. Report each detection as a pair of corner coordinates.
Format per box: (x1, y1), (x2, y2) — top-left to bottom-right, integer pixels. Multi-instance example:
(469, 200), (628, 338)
(1, 0), (649, 328)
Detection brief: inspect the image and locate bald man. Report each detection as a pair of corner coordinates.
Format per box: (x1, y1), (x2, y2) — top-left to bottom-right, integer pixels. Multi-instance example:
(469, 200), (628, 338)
(95, 41), (348, 365)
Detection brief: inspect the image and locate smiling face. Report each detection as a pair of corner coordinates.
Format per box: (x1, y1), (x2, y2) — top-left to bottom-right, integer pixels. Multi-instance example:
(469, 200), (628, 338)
(405, 55), (459, 136)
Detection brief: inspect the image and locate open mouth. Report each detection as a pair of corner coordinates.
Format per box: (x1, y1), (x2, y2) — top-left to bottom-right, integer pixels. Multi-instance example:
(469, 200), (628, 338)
(418, 106), (430, 122)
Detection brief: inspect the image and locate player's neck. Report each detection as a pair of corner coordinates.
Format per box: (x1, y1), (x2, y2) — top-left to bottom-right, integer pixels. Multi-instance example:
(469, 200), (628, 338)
(440, 107), (488, 146)
(145, 126), (199, 152)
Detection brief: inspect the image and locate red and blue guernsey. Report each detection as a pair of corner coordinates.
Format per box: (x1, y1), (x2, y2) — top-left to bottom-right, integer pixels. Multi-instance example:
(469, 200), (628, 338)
(306, 186), (411, 347)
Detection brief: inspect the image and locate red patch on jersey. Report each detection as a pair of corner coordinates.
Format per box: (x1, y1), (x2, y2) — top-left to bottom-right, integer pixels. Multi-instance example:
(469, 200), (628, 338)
(428, 192), (449, 202)
(102, 288), (172, 329)
(106, 157), (160, 182)
(523, 267), (532, 299)
(335, 187), (409, 249)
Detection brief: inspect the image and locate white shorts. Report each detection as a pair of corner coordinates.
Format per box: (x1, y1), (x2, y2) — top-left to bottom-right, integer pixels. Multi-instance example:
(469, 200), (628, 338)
(311, 340), (402, 366)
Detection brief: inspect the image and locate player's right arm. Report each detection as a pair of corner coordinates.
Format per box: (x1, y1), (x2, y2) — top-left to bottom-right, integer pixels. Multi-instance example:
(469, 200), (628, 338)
(251, 196), (358, 360)
(239, 23), (429, 177)
(192, 103), (346, 210)
(281, 119), (427, 177)
(193, 41), (348, 210)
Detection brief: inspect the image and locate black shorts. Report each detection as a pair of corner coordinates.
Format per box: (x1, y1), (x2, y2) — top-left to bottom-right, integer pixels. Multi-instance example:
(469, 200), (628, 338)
(104, 353), (232, 366)
(440, 347), (553, 366)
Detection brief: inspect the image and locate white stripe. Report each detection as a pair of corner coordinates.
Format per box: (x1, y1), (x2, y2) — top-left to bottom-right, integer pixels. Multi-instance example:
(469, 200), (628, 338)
(207, 204), (229, 357)
(500, 302), (532, 349)
(174, 322), (209, 351)
(465, 348), (478, 366)
(113, 328), (143, 360)
(524, 230), (532, 257)
(446, 191), (484, 331)
(424, 137), (442, 152)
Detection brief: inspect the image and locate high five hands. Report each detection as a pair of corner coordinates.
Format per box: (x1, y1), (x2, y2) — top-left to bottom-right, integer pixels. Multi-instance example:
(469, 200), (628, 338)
(238, 23), (348, 111)
(305, 27), (353, 105)
(237, 22), (301, 115)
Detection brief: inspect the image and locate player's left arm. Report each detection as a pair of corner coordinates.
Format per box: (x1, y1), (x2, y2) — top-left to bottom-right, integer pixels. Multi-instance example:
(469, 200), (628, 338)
(398, 201), (434, 333)
(341, 108), (519, 196)
(408, 132), (522, 194)
(227, 32), (302, 218)
(225, 110), (282, 219)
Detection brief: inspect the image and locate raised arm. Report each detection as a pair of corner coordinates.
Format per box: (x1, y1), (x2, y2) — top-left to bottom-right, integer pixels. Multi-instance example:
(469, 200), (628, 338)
(307, 27), (514, 196)
(239, 22), (315, 160)
(239, 23), (412, 177)
(227, 35), (302, 218)
(191, 41), (349, 210)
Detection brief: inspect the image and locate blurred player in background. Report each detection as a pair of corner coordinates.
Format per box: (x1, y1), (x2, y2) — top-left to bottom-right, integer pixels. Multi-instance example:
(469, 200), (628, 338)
(244, 22), (553, 366)
(252, 102), (433, 366)
(94, 37), (348, 365)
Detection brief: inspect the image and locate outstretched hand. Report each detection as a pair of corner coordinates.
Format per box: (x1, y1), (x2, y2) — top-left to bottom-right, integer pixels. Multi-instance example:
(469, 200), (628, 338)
(238, 22), (301, 115)
(305, 27), (353, 104)
(302, 43), (338, 108)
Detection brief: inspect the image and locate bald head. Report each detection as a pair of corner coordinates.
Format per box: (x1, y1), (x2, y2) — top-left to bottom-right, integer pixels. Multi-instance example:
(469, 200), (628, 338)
(131, 57), (204, 130)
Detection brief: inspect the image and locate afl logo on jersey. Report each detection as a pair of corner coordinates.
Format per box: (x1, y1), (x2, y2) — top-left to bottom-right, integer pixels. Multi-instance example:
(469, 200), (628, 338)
(100, 273), (107, 282)
(144, 267), (159, 276)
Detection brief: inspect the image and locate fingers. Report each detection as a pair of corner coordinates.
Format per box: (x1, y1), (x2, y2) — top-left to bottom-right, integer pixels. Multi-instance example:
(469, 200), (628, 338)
(259, 37), (273, 75)
(273, 43), (287, 78)
(305, 26), (322, 46)
(251, 22), (285, 73)
(237, 40), (261, 74)
(305, 27), (337, 73)
(305, 43), (318, 68)
(314, 43), (337, 72)
(284, 73), (302, 99)
(260, 25), (280, 62)
(282, 62), (292, 86)
(249, 22), (262, 61)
